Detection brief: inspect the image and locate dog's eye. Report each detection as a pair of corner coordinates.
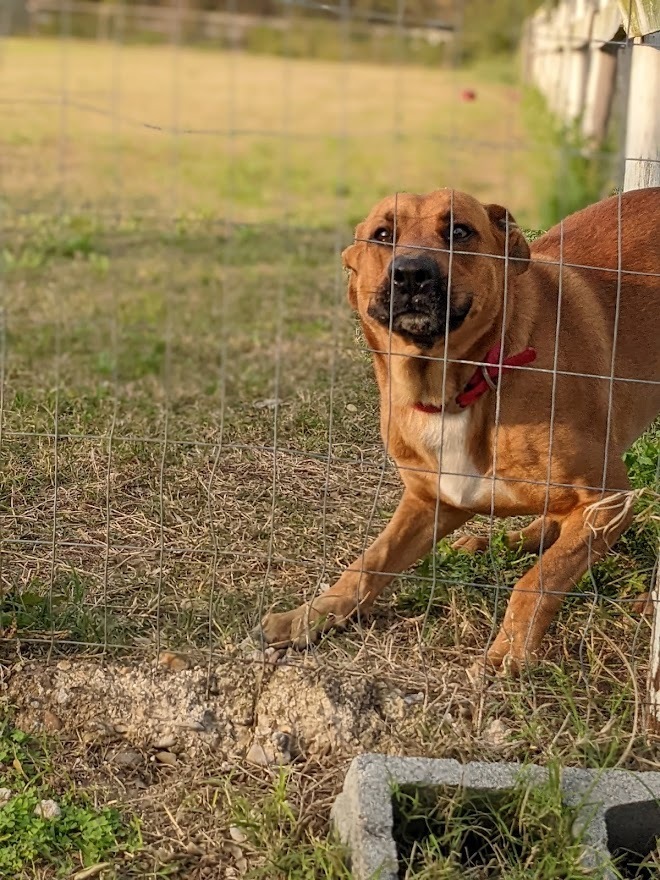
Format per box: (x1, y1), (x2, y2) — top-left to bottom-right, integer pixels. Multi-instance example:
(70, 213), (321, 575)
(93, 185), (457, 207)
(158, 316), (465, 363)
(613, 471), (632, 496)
(451, 224), (473, 243)
(372, 227), (393, 244)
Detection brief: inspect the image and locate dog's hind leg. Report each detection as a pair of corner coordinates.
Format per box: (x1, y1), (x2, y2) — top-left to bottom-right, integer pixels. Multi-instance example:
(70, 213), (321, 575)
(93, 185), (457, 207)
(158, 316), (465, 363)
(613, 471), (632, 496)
(452, 515), (563, 555)
(258, 491), (470, 648)
(481, 491), (635, 673)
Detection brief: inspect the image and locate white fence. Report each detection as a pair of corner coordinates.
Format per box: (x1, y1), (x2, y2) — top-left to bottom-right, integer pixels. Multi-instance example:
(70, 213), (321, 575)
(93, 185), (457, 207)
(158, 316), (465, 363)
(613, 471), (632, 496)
(522, 0), (660, 190)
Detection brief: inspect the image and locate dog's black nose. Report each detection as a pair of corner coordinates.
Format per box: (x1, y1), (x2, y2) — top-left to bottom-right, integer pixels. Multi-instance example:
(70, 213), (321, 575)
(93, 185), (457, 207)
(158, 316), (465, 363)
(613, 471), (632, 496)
(390, 254), (438, 299)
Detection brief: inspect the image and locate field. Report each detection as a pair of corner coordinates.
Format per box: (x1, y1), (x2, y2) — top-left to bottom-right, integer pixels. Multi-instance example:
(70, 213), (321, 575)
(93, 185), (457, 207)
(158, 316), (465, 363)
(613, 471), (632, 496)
(0, 36), (659, 880)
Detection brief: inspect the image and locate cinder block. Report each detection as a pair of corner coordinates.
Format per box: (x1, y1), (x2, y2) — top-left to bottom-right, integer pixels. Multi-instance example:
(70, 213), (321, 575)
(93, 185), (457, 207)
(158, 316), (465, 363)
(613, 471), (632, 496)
(331, 755), (660, 879)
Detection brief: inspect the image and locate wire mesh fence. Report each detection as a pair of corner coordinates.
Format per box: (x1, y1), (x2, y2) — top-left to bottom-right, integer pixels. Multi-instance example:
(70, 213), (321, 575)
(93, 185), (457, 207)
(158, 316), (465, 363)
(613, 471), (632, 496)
(1, 0), (659, 752)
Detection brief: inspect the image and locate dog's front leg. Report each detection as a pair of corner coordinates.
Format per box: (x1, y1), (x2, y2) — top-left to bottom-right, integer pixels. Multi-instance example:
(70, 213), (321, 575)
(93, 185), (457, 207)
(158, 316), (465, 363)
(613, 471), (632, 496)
(483, 496), (634, 673)
(259, 491), (469, 648)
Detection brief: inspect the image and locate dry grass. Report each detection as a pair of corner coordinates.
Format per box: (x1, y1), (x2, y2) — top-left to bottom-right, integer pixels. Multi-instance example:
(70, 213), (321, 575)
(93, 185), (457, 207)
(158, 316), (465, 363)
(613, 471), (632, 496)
(1, 209), (658, 879)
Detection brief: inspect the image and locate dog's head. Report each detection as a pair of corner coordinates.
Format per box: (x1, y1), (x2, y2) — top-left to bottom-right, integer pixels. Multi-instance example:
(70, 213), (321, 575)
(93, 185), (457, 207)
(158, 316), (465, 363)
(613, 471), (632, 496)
(342, 190), (530, 354)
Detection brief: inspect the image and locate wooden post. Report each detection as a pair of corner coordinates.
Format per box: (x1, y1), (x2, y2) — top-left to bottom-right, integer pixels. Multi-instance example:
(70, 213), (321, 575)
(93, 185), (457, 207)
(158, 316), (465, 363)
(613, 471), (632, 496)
(581, 44), (618, 145)
(565, 44), (590, 121)
(623, 31), (660, 190)
(1, 0), (29, 34)
(647, 560), (660, 731)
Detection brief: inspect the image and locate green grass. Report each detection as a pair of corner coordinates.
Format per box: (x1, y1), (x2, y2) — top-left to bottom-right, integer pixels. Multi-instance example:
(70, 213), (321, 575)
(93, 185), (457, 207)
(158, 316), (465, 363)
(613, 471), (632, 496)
(522, 87), (617, 228)
(391, 763), (657, 879)
(2, 37), (556, 229)
(224, 768), (353, 880)
(392, 766), (589, 879)
(0, 720), (141, 878)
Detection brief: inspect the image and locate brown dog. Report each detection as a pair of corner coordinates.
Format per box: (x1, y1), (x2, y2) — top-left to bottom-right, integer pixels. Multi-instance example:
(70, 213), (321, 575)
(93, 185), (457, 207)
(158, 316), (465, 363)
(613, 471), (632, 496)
(260, 188), (660, 671)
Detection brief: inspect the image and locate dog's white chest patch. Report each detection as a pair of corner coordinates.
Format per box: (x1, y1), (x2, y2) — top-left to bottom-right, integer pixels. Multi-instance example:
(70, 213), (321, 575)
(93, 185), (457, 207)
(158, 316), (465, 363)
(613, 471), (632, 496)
(419, 410), (494, 509)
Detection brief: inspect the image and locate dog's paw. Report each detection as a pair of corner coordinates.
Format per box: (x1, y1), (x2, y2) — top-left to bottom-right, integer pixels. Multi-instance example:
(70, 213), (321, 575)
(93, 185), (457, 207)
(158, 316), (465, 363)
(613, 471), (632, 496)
(451, 534), (489, 554)
(484, 642), (539, 678)
(257, 598), (352, 649)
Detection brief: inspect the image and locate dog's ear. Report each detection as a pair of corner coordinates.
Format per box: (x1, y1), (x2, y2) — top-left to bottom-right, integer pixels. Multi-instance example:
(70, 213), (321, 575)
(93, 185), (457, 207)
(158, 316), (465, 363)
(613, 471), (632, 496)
(342, 239), (361, 310)
(342, 242), (359, 272)
(485, 204), (530, 274)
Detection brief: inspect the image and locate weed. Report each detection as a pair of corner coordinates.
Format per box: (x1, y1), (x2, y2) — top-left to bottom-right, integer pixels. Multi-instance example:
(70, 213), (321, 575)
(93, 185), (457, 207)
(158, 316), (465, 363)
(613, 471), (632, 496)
(225, 768), (353, 880)
(0, 720), (141, 877)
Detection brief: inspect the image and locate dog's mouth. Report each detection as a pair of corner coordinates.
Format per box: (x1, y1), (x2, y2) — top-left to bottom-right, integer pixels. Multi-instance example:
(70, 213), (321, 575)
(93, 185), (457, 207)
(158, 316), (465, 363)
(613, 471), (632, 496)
(367, 296), (473, 348)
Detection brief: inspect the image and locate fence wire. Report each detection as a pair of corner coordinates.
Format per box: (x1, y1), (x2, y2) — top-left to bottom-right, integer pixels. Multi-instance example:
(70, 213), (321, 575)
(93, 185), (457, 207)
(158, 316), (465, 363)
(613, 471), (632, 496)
(1, 0), (659, 733)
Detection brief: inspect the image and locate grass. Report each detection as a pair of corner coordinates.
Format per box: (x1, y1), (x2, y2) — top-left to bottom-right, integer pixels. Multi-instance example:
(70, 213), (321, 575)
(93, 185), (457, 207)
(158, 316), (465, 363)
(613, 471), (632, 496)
(1, 205), (657, 878)
(0, 719), (141, 878)
(224, 767), (352, 879)
(2, 37), (553, 228)
(521, 87), (618, 229)
(392, 765), (592, 879)
(392, 763), (660, 879)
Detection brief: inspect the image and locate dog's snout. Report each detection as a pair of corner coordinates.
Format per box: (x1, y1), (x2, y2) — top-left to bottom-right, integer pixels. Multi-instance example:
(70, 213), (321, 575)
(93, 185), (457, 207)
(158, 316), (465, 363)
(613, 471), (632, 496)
(390, 254), (438, 298)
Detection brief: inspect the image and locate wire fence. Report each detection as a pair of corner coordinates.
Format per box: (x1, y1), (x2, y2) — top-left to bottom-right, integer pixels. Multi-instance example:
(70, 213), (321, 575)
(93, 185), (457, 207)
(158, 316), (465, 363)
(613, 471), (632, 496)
(1, 0), (659, 741)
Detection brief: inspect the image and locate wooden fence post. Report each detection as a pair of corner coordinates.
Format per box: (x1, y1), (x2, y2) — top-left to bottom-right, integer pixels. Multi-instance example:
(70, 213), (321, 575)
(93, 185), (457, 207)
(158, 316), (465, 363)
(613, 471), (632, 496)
(647, 561), (660, 731)
(623, 30), (660, 190)
(581, 43), (618, 145)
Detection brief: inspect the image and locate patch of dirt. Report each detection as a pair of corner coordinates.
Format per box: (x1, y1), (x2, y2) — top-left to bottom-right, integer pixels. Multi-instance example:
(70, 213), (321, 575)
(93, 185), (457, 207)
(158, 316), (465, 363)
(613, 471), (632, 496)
(3, 653), (419, 768)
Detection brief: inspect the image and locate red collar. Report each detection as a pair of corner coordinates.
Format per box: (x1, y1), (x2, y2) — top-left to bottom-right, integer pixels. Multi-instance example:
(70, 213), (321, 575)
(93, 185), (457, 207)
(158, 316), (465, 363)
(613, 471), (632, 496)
(412, 344), (537, 414)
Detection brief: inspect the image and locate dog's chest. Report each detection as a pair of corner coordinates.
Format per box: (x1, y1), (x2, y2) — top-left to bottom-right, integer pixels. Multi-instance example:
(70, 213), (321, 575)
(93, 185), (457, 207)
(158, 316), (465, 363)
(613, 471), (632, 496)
(418, 410), (499, 509)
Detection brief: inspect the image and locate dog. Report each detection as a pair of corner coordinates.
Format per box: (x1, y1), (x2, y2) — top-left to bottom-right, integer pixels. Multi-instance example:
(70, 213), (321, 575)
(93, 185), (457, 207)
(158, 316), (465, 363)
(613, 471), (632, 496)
(260, 187), (660, 672)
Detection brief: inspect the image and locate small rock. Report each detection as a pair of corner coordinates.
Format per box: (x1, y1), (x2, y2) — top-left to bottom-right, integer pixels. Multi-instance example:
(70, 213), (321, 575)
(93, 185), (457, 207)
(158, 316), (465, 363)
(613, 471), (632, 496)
(56, 660), (72, 671)
(111, 748), (143, 769)
(158, 651), (189, 673)
(440, 711), (455, 729)
(484, 718), (511, 748)
(229, 825), (248, 844)
(246, 741), (274, 767)
(86, 718), (116, 738)
(200, 709), (216, 731)
(403, 692), (424, 707)
(152, 732), (177, 750)
(247, 731), (292, 767)
(55, 687), (71, 705)
(34, 799), (61, 820)
(238, 635), (260, 653)
(345, 403), (357, 413)
(0, 788), (12, 806)
(244, 649), (266, 664)
(43, 710), (62, 731)
(154, 751), (178, 767)
(265, 647), (284, 666)
(253, 397), (281, 410)
(113, 723), (129, 735)
(271, 730), (291, 754)
(224, 842), (248, 872)
(632, 592), (654, 615)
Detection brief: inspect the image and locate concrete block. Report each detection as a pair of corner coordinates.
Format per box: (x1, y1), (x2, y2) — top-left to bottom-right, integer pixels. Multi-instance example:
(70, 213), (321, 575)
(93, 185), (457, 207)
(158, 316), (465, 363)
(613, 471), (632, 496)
(331, 755), (660, 879)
